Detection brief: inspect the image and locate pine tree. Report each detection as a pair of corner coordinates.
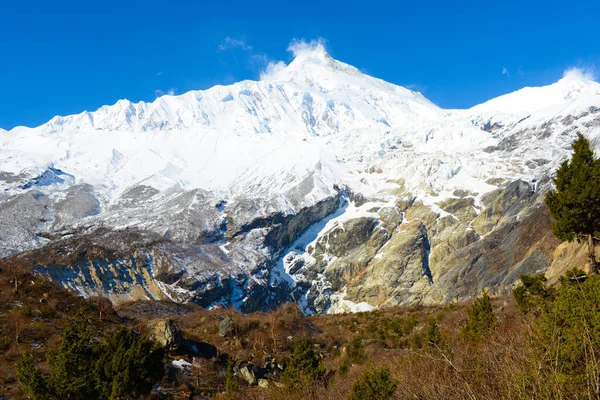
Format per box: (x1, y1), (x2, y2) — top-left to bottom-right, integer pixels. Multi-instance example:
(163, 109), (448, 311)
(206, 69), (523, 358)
(462, 290), (496, 340)
(47, 309), (98, 399)
(16, 353), (50, 400)
(16, 311), (164, 400)
(281, 338), (325, 388)
(93, 327), (165, 399)
(545, 133), (600, 273)
(349, 364), (397, 400)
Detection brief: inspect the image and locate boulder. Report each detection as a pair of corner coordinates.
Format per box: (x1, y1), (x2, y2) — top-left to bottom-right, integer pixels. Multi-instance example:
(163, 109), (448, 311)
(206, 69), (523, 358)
(239, 364), (257, 385)
(148, 318), (184, 352)
(258, 379), (269, 388)
(219, 316), (234, 337)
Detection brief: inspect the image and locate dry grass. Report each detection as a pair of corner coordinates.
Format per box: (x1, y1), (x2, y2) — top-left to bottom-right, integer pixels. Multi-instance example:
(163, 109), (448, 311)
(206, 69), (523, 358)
(1, 259), (593, 399)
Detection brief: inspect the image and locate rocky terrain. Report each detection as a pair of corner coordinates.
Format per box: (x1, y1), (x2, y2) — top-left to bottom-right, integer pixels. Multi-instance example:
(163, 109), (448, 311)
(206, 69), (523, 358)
(1, 44), (599, 313)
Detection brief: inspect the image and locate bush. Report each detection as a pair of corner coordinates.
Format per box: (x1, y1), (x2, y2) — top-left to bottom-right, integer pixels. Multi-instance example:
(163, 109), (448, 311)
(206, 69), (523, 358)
(16, 311), (164, 400)
(224, 359), (238, 400)
(462, 290), (496, 340)
(17, 353), (49, 399)
(413, 319), (442, 349)
(345, 337), (365, 363)
(512, 274), (553, 313)
(349, 364), (397, 400)
(39, 306), (57, 319)
(94, 327), (165, 399)
(535, 272), (600, 394)
(281, 338), (325, 389)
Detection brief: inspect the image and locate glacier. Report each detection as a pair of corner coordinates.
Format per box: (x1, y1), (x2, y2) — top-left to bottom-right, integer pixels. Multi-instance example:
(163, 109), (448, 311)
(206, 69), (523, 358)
(1, 43), (600, 313)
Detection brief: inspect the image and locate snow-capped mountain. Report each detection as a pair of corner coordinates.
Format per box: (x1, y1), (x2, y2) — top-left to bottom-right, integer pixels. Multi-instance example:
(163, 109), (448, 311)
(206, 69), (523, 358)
(2, 44), (600, 313)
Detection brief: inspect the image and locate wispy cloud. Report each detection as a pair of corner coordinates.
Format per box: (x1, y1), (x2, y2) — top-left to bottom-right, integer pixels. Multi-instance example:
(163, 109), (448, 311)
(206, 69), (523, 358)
(517, 66), (524, 76)
(259, 61), (286, 80)
(501, 66), (510, 77)
(218, 37), (253, 52)
(563, 65), (596, 81)
(155, 88), (176, 97)
(156, 71), (163, 77)
(258, 38), (328, 81)
(287, 38), (327, 57)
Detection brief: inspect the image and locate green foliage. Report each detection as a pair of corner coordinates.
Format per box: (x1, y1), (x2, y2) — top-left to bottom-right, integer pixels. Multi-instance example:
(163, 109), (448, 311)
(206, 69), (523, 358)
(39, 306), (58, 319)
(559, 268), (588, 286)
(512, 274), (553, 313)
(282, 339), (325, 388)
(16, 312), (164, 400)
(349, 364), (398, 400)
(423, 319), (441, 347)
(535, 272), (600, 391)
(94, 327), (165, 399)
(345, 337), (365, 363)
(46, 310), (98, 399)
(16, 353), (49, 400)
(462, 290), (496, 340)
(0, 337), (11, 352)
(224, 359), (238, 400)
(545, 133), (600, 269)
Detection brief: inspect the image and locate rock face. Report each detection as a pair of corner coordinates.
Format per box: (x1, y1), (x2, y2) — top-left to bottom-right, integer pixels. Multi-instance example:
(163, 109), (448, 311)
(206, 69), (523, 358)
(345, 220), (432, 307)
(148, 319), (184, 352)
(2, 47), (600, 314)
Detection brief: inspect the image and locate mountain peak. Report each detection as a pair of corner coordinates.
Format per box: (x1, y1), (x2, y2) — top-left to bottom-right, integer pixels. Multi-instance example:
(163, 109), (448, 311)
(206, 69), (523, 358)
(262, 41), (364, 84)
(290, 41), (331, 63)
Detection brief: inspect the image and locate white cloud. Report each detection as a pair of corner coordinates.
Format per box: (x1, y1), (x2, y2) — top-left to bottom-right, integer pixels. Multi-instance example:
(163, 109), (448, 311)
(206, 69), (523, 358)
(155, 88), (177, 97)
(258, 38), (329, 81)
(563, 66), (596, 81)
(156, 72), (163, 77)
(218, 37), (253, 52)
(501, 66), (510, 77)
(287, 38), (327, 58)
(259, 61), (286, 81)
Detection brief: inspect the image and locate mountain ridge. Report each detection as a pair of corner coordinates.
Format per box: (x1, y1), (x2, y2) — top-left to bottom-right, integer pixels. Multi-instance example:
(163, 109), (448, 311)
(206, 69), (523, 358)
(1, 46), (600, 314)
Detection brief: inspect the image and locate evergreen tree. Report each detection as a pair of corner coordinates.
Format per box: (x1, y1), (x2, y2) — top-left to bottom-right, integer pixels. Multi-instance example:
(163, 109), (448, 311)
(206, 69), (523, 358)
(16, 353), (50, 400)
(349, 364), (397, 400)
(281, 338), (325, 388)
(545, 133), (600, 273)
(462, 290), (496, 340)
(46, 310), (98, 399)
(16, 312), (164, 400)
(93, 327), (165, 399)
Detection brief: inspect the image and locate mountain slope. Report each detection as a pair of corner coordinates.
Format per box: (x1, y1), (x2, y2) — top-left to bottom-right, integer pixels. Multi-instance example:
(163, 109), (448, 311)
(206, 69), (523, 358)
(1, 46), (600, 313)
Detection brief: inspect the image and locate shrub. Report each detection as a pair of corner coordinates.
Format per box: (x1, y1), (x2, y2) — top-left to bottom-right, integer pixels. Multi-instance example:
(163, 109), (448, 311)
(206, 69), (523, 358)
(513, 274), (553, 313)
(345, 337), (365, 363)
(94, 327), (165, 399)
(535, 272), (600, 393)
(413, 319), (442, 349)
(39, 306), (58, 319)
(281, 338), (325, 389)
(462, 290), (496, 340)
(224, 359), (238, 400)
(16, 353), (49, 400)
(16, 311), (164, 400)
(349, 364), (397, 400)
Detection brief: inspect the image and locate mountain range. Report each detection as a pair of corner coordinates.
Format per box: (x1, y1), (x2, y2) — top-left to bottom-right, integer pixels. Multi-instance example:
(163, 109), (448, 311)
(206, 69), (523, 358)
(2, 44), (600, 314)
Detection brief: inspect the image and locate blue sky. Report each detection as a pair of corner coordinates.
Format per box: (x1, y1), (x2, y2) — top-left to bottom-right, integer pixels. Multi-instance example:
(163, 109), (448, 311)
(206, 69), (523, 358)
(1, 0), (599, 129)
